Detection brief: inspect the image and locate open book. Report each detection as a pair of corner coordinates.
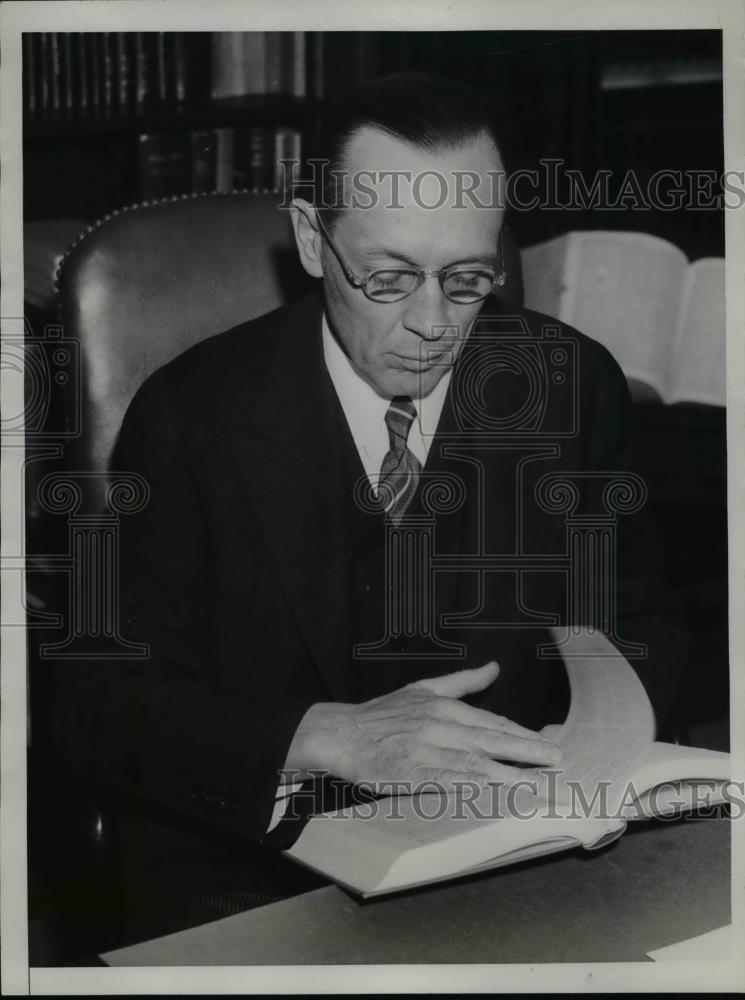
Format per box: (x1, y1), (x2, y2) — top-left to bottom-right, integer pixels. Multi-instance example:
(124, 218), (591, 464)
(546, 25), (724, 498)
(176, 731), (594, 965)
(520, 231), (725, 406)
(285, 628), (730, 898)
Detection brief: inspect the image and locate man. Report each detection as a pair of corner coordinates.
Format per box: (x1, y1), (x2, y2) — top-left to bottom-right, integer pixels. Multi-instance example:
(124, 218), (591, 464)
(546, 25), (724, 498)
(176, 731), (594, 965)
(55, 73), (679, 942)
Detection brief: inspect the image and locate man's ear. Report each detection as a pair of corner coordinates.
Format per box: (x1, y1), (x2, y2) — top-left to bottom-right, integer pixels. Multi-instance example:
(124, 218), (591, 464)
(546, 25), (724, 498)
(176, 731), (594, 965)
(289, 199), (324, 279)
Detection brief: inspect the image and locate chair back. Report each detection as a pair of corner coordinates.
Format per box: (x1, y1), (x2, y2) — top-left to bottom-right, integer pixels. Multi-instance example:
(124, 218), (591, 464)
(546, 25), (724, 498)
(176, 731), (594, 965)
(56, 191), (313, 487)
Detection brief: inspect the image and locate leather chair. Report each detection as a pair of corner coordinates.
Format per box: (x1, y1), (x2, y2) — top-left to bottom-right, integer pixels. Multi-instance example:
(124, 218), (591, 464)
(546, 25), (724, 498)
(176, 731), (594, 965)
(56, 191), (312, 507)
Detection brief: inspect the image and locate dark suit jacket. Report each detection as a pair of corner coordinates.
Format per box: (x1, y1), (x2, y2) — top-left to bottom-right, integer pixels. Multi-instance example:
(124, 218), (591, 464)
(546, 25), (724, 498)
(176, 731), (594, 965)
(54, 290), (682, 922)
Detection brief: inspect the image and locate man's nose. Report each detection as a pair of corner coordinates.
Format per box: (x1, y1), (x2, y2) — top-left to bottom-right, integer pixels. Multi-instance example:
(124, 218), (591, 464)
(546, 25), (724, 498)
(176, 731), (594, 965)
(400, 275), (451, 340)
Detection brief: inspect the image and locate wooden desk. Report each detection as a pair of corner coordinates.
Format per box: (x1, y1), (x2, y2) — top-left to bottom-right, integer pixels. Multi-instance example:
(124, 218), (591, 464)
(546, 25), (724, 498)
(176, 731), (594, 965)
(103, 815), (730, 965)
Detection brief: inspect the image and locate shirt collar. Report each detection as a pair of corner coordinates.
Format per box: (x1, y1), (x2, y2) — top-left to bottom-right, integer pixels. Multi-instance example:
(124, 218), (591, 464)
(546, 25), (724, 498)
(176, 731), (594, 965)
(321, 312), (452, 447)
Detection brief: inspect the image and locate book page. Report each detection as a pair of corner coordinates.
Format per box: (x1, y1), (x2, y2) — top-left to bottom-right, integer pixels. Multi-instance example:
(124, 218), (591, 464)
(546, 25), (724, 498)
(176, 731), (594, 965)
(560, 231), (687, 398)
(630, 740), (730, 788)
(548, 627), (656, 813)
(668, 258), (725, 405)
(520, 234), (571, 319)
(627, 779), (729, 819)
(621, 740), (730, 819)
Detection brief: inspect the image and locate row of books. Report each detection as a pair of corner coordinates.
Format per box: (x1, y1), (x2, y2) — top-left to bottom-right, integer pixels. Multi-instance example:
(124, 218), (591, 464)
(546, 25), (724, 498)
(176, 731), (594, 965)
(137, 125), (302, 200)
(211, 32), (309, 100)
(22, 31), (315, 121)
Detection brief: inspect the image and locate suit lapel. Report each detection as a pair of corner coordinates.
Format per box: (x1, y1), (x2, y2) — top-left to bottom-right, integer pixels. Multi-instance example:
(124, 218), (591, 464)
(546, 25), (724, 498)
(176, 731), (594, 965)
(228, 295), (355, 701)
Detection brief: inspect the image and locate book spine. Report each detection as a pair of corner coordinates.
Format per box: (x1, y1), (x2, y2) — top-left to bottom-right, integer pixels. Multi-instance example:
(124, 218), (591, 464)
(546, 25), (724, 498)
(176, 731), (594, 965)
(75, 33), (88, 115)
(88, 34), (102, 114)
(155, 32), (167, 105)
(243, 32), (266, 95)
(249, 125), (272, 191)
(290, 128), (301, 164)
(39, 33), (50, 119)
(274, 127), (301, 193)
(189, 128), (217, 193)
(274, 127), (286, 192)
(115, 32), (130, 113)
(172, 32), (187, 103)
(23, 35), (37, 118)
(102, 33), (114, 115)
(265, 32), (282, 94)
(309, 32), (324, 101)
(293, 31), (306, 98)
(211, 32), (245, 98)
(214, 126), (235, 192)
(134, 33), (145, 110)
(210, 33), (227, 98)
(290, 128), (302, 190)
(137, 132), (189, 200)
(50, 33), (61, 116)
(134, 33), (155, 112)
(61, 33), (74, 114)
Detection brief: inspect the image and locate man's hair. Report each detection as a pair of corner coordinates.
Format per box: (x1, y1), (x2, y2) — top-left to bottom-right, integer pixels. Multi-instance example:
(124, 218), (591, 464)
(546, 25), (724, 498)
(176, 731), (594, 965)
(311, 72), (502, 227)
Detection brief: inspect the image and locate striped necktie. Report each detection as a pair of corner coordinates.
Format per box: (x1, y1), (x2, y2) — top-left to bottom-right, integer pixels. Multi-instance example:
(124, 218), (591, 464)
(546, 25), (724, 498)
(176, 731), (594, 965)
(379, 396), (422, 525)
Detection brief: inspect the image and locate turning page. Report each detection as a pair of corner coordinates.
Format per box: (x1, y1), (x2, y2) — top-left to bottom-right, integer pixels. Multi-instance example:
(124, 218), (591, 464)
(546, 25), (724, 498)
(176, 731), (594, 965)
(548, 626), (656, 814)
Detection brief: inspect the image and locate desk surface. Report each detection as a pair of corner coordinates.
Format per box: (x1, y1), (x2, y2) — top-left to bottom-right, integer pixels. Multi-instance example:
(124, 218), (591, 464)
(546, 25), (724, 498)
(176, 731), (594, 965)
(103, 815), (730, 966)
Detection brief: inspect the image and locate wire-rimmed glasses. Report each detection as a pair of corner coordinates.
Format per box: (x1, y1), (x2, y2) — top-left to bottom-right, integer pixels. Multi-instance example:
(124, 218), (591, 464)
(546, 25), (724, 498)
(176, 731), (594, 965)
(314, 208), (507, 304)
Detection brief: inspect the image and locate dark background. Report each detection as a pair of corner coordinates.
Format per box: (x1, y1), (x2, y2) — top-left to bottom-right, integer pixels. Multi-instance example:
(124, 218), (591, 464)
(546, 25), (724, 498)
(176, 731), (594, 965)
(25, 29), (725, 256)
(23, 29), (728, 965)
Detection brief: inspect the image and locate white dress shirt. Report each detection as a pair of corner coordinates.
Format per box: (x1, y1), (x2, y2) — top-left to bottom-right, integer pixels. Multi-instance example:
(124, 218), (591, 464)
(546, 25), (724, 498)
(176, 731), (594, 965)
(321, 313), (452, 488)
(267, 313), (453, 833)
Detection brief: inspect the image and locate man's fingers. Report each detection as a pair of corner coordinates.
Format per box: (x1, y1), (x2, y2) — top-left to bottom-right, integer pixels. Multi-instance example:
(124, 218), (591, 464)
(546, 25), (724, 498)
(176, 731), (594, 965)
(412, 660), (499, 699)
(412, 767), (491, 792)
(425, 722), (562, 767)
(434, 696), (560, 745)
(423, 748), (544, 787)
(541, 723), (563, 741)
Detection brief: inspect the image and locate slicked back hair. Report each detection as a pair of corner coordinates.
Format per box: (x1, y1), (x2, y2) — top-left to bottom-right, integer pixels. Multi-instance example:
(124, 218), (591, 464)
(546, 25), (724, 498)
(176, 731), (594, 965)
(310, 72), (503, 228)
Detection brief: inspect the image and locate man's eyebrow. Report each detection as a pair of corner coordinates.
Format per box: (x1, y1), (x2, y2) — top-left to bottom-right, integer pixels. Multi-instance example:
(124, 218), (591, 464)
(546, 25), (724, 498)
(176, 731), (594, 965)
(446, 253), (500, 268)
(357, 245), (419, 266)
(357, 246), (499, 268)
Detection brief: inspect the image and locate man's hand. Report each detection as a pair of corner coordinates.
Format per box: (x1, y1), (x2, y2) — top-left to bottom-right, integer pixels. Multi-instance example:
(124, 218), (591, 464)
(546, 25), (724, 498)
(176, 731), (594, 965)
(284, 662), (562, 793)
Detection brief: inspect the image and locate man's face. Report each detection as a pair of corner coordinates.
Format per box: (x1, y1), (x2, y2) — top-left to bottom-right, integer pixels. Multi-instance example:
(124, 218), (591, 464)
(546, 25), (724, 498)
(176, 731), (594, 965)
(317, 127), (505, 399)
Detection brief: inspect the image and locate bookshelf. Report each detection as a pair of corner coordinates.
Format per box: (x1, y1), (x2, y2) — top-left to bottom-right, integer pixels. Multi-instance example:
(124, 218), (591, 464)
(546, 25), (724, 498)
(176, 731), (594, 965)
(23, 29), (725, 251)
(22, 31), (324, 219)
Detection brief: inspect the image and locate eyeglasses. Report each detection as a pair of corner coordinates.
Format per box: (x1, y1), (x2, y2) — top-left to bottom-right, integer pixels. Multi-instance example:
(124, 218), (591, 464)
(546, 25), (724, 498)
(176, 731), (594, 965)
(313, 209), (507, 305)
